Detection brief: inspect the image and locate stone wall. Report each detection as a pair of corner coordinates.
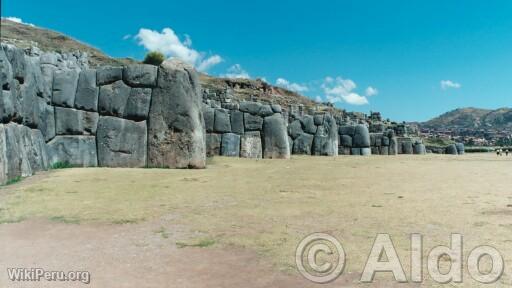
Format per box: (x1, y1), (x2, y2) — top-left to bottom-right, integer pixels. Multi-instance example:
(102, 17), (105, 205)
(0, 44), (463, 185)
(0, 44), (207, 184)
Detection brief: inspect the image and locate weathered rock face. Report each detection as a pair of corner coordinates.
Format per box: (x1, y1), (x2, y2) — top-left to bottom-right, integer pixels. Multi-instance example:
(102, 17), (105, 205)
(288, 120), (303, 140)
(230, 110), (245, 135)
(445, 144), (458, 155)
(221, 133), (241, 157)
(47, 136), (98, 167)
(75, 69), (99, 111)
(97, 66), (123, 86)
(52, 69), (79, 107)
(455, 143), (465, 155)
(148, 60), (206, 168)
(0, 123), (50, 184)
(122, 64), (158, 87)
(55, 107), (98, 136)
(206, 133), (221, 157)
(293, 133), (314, 155)
(98, 80), (131, 117)
(244, 113), (263, 131)
(240, 131), (262, 158)
(124, 88), (152, 121)
(312, 114), (338, 156)
(413, 143), (426, 155)
(202, 105), (215, 133)
(96, 116), (147, 167)
(353, 125), (370, 148)
(262, 114), (290, 159)
(214, 109), (231, 133)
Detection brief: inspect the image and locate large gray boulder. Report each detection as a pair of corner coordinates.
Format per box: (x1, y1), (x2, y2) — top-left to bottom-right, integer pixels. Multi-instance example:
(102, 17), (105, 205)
(221, 133), (240, 157)
(202, 105), (215, 133)
(123, 64), (158, 87)
(340, 135), (352, 147)
(230, 110), (245, 135)
(389, 138), (398, 155)
(124, 88), (152, 121)
(98, 80), (131, 117)
(402, 141), (414, 154)
(312, 114), (338, 156)
(300, 115), (317, 134)
(96, 116), (147, 167)
(206, 133), (221, 157)
(244, 113), (263, 131)
(339, 125), (356, 136)
(293, 133), (314, 155)
(258, 105), (274, 117)
(288, 120), (303, 139)
(413, 143), (426, 155)
(262, 114), (290, 159)
(445, 144), (458, 155)
(455, 143), (465, 155)
(0, 123), (51, 184)
(353, 124), (370, 147)
(75, 69), (99, 111)
(214, 109), (231, 133)
(148, 60), (206, 168)
(47, 136), (98, 167)
(52, 69), (79, 107)
(3, 45), (26, 85)
(239, 101), (262, 114)
(240, 131), (262, 158)
(55, 107), (98, 135)
(96, 66), (123, 86)
(361, 147), (372, 156)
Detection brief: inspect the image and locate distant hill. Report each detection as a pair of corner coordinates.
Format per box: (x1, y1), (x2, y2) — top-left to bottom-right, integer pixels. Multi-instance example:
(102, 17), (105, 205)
(422, 107), (512, 130)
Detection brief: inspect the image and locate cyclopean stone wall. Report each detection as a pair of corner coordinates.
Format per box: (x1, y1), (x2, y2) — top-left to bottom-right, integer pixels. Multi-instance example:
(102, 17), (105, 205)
(0, 44), (208, 184)
(0, 44), (464, 185)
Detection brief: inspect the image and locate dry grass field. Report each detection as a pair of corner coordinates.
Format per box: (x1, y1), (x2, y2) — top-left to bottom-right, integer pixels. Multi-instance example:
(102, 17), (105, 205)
(1, 154), (512, 287)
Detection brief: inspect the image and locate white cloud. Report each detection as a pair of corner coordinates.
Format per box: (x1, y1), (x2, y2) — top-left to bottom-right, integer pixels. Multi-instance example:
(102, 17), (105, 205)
(2, 16), (35, 27)
(440, 80), (461, 90)
(221, 64), (250, 79)
(365, 86), (378, 97)
(196, 55), (223, 72)
(135, 27), (222, 72)
(275, 78), (308, 93)
(122, 34), (132, 40)
(315, 96), (323, 103)
(321, 76), (371, 105)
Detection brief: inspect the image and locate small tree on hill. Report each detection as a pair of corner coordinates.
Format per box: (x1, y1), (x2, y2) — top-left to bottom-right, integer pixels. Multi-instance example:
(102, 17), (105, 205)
(143, 51), (165, 66)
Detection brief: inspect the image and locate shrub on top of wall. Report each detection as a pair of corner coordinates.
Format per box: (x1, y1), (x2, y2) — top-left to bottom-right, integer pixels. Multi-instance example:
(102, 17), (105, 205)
(143, 51), (165, 66)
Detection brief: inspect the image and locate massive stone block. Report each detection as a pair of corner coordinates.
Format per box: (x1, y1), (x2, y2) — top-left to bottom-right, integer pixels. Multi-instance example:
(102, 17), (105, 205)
(221, 133), (240, 157)
(55, 107), (98, 136)
(96, 66), (123, 86)
(239, 101), (262, 115)
(214, 109), (231, 133)
(47, 136), (98, 167)
(445, 144), (458, 155)
(339, 125), (356, 136)
(230, 110), (245, 135)
(361, 147), (371, 156)
(244, 113), (263, 131)
(389, 138), (398, 155)
(202, 105), (215, 133)
(353, 124), (370, 147)
(0, 123), (50, 184)
(288, 120), (303, 139)
(262, 114), (290, 159)
(3, 45), (26, 84)
(206, 133), (221, 157)
(98, 80), (131, 117)
(52, 69), (79, 107)
(300, 115), (317, 134)
(123, 64), (158, 87)
(293, 133), (314, 155)
(314, 114), (324, 126)
(148, 60), (206, 169)
(456, 143), (465, 155)
(341, 135), (352, 147)
(75, 69), (99, 111)
(96, 116), (147, 167)
(402, 141), (414, 154)
(258, 104), (274, 117)
(240, 131), (262, 158)
(312, 114), (338, 156)
(413, 143), (426, 155)
(124, 88), (152, 121)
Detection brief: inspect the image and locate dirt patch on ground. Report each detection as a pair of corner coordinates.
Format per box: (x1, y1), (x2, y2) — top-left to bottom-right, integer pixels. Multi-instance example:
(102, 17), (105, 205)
(1, 154), (511, 287)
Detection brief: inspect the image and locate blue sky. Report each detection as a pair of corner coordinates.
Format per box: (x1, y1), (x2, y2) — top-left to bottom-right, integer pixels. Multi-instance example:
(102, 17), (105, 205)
(3, 0), (512, 121)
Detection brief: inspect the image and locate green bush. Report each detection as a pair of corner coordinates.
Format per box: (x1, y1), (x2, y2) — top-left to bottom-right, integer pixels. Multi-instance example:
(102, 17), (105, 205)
(143, 51), (165, 66)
